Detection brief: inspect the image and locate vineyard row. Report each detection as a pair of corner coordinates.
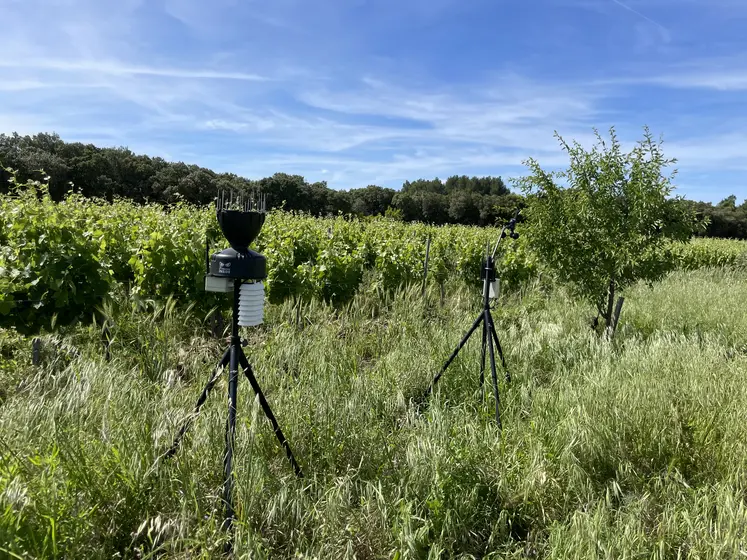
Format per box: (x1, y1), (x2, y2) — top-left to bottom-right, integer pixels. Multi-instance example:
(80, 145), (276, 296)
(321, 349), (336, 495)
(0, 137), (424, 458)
(2, 184), (746, 334)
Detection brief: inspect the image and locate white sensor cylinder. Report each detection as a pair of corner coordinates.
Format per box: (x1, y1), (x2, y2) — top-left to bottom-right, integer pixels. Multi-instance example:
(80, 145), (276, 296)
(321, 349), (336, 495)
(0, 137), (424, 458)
(238, 282), (265, 327)
(489, 278), (500, 300)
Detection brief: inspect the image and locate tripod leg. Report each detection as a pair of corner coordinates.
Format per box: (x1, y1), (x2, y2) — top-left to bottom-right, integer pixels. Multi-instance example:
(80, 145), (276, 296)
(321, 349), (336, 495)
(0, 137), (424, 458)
(164, 348), (230, 459)
(487, 312), (511, 383)
(479, 313), (488, 389)
(486, 319), (502, 429)
(222, 344), (240, 531)
(239, 350), (304, 478)
(425, 313), (484, 397)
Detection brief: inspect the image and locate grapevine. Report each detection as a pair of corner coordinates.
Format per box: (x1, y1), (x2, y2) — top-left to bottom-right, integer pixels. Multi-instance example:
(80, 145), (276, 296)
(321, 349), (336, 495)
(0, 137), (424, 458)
(1, 179), (744, 334)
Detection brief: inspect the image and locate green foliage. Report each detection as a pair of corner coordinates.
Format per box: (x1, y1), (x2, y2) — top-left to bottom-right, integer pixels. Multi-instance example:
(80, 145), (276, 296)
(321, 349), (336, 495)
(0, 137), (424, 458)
(0, 327), (27, 403)
(383, 206), (403, 221)
(672, 237), (747, 270)
(699, 196), (747, 239)
(0, 174), (112, 334)
(1, 172), (740, 336)
(127, 203), (215, 304)
(0, 177), (536, 332)
(516, 126), (701, 327)
(0, 177), (222, 334)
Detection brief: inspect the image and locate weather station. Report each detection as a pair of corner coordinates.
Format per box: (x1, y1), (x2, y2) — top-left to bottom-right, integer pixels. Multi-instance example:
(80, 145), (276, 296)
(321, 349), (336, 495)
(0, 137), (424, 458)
(424, 208), (521, 428)
(164, 190), (303, 548)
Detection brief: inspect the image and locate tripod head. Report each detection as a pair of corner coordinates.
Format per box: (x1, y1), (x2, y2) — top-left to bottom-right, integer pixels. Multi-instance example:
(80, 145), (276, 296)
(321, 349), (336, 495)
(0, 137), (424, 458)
(491, 207), (522, 260)
(503, 207), (521, 240)
(480, 208), (522, 300)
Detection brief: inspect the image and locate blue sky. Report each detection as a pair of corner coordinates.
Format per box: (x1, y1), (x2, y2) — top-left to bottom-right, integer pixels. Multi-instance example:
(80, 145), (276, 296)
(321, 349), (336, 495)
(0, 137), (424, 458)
(1, 0), (745, 203)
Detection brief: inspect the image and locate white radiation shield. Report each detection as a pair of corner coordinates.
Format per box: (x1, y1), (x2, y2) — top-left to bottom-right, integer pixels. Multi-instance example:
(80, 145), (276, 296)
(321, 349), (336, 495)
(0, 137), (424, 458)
(238, 281), (264, 327)
(489, 278), (500, 299)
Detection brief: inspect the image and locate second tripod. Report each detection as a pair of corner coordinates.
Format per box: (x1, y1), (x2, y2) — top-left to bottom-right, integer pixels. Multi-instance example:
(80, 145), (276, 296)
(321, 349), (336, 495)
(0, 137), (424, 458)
(425, 254), (510, 427)
(425, 208), (520, 427)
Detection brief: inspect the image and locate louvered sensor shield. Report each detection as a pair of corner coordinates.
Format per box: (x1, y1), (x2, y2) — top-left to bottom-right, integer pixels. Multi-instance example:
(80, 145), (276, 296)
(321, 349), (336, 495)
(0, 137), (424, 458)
(238, 282), (264, 327)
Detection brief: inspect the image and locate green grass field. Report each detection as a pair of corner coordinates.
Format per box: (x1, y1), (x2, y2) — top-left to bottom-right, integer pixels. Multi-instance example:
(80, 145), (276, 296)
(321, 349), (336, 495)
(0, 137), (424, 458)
(2, 263), (746, 559)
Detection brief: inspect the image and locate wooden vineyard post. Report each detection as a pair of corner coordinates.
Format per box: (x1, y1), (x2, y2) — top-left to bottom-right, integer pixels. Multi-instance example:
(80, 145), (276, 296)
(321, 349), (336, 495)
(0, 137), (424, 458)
(607, 297), (625, 340)
(102, 323), (112, 362)
(422, 235), (431, 300)
(32, 337), (42, 366)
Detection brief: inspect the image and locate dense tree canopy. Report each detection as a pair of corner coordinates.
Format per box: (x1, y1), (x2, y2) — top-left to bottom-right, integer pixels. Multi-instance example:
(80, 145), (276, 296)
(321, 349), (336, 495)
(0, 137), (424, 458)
(0, 132), (743, 235)
(518, 126), (702, 332)
(685, 196), (747, 239)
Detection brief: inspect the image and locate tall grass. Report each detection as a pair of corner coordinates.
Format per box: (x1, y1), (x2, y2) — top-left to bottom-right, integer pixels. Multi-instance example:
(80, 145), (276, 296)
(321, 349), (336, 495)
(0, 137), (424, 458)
(1, 268), (746, 558)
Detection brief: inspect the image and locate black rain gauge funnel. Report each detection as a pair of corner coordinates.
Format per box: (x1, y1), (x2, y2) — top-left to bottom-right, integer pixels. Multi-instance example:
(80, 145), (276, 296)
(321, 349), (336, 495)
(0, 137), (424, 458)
(165, 189), (302, 549)
(423, 208), (521, 428)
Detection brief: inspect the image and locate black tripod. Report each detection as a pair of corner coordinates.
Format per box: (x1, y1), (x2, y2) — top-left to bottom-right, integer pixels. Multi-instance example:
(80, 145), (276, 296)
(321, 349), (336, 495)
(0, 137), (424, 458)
(424, 255), (510, 427)
(424, 210), (520, 428)
(165, 279), (303, 534)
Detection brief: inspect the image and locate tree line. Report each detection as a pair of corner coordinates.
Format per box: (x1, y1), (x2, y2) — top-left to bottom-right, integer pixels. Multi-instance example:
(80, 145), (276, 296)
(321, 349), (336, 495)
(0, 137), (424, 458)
(0, 132), (744, 237)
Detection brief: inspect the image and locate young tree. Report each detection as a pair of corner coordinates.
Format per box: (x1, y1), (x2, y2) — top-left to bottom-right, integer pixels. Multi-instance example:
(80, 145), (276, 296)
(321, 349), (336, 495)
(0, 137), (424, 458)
(516, 126), (701, 334)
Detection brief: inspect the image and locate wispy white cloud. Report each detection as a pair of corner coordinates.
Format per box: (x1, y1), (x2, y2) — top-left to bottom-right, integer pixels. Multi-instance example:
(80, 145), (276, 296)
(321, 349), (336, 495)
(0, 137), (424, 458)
(294, 75), (606, 153)
(601, 55), (747, 91)
(0, 80), (101, 92)
(2, 51), (744, 193)
(225, 148), (575, 188)
(646, 70), (747, 91)
(0, 0), (745, 201)
(0, 58), (267, 81)
(667, 134), (747, 170)
(609, 0), (670, 37)
(163, 0), (304, 34)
